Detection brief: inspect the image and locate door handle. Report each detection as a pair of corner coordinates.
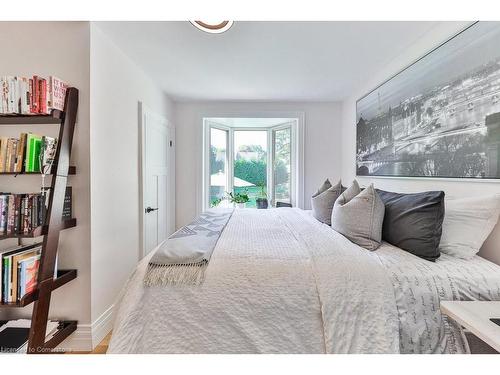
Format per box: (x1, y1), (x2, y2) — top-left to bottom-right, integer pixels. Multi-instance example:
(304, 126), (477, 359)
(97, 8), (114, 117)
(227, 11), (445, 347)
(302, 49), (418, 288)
(145, 207), (159, 213)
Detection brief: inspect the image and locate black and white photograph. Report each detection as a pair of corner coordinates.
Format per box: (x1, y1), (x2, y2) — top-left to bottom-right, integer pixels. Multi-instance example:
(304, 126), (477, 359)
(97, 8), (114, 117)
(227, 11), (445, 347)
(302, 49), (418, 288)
(356, 22), (500, 179)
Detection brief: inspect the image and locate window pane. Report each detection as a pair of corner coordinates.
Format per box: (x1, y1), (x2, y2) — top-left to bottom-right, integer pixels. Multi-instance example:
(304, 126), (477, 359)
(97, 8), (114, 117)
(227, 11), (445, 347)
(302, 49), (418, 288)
(273, 127), (291, 204)
(209, 127), (228, 207)
(233, 130), (268, 208)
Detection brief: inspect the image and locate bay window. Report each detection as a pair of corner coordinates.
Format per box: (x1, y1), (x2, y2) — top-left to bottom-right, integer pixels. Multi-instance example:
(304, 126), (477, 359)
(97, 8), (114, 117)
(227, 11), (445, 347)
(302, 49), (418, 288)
(203, 117), (301, 210)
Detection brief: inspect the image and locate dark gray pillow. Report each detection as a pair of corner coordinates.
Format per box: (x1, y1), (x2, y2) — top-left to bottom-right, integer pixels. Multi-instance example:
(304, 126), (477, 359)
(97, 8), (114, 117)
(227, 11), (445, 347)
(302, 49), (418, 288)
(376, 189), (445, 261)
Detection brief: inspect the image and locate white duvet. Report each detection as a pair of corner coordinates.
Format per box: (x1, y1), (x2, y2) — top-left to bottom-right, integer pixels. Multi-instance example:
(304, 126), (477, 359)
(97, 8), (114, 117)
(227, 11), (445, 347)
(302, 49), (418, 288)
(108, 208), (500, 354)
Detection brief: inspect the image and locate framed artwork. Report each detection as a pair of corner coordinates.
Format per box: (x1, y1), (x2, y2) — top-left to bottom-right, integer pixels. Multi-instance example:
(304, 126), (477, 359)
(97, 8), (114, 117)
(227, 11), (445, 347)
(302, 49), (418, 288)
(356, 22), (500, 179)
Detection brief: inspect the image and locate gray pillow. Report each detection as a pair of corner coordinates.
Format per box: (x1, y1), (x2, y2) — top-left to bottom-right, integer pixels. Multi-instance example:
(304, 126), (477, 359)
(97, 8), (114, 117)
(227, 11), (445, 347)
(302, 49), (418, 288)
(311, 180), (342, 225)
(376, 189), (445, 261)
(331, 181), (385, 251)
(312, 179), (332, 198)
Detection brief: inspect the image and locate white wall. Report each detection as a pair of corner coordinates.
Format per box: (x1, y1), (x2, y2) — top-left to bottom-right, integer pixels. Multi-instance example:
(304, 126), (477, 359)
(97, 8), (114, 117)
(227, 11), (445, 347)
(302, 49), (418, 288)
(0, 22), (92, 336)
(89, 24), (175, 342)
(339, 21), (500, 263)
(175, 101), (341, 227)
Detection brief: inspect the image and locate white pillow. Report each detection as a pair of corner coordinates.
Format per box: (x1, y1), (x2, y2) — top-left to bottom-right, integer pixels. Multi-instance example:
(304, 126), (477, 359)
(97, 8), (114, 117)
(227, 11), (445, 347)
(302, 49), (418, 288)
(439, 194), (500, 259)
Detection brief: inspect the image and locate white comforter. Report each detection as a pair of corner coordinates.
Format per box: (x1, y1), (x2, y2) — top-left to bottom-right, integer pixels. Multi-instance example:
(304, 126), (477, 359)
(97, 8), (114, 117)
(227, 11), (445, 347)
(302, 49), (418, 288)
(108, 208), (500, 354)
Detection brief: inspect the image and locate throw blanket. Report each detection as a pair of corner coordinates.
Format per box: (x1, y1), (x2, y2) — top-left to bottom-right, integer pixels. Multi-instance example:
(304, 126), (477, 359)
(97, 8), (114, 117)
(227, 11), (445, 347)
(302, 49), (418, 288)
(144, 208), (233, 286)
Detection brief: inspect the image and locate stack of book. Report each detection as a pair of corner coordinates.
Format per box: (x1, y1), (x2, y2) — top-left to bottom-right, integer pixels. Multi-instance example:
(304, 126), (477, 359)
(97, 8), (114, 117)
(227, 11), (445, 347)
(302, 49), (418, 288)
(1, 243), (42, 304)
(0, 76), (68, 115)
(0, 319), (59, 353)
(0, 193), (47, 235)
(0, 187), (72, 236)
(0, 133), (57, 173)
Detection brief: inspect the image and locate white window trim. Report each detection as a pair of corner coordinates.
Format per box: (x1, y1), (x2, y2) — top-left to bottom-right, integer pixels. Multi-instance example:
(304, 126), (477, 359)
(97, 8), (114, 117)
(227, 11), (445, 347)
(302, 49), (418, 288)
(200, 113), (305, 213)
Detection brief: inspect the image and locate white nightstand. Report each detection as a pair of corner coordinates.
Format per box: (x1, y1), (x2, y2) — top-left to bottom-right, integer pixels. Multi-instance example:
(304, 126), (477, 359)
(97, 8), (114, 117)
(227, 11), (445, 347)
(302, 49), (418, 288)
(441, 301), (500, 353)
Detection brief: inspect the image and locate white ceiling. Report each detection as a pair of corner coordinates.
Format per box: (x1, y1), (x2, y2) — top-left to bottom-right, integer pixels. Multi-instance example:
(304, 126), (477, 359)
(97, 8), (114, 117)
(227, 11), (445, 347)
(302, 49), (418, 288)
(96, 21), (444, 102)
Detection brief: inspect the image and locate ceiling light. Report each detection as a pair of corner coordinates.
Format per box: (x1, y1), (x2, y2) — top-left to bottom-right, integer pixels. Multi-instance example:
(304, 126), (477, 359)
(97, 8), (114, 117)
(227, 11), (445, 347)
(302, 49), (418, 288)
(190, 21), (234, 34)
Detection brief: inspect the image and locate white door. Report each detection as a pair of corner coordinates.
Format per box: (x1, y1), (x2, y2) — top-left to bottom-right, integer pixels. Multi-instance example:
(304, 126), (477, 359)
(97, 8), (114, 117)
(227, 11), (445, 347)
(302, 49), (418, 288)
(140, 103), (174, 258)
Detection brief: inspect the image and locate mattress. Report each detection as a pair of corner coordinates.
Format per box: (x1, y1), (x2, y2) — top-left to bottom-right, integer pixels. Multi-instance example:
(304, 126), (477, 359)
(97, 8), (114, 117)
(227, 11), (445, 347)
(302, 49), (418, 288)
(108, 208), (500, 354)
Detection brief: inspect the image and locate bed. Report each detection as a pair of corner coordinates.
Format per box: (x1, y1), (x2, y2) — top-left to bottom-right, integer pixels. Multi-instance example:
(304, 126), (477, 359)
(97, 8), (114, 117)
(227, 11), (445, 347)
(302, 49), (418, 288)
(108, 208), (500, 354)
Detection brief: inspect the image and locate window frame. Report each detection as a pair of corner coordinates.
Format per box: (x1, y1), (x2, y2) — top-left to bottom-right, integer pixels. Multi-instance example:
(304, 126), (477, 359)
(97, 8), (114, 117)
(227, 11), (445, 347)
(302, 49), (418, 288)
(270, 122), (295, 206)
(203, 118), (302, 210)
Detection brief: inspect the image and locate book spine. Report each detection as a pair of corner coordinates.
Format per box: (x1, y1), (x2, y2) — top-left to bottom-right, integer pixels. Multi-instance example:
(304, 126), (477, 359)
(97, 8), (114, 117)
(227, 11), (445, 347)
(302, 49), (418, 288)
(8, 256), (13, 302)
(0, 137), (7, 173)
(5, 138), (13, 173)
(39, 78), (47, 114)
(19, 261), (25, 299)
(13, 195), (22, 234)
(32, 76), (39, 113)
(29, 78), (35, 114)
(7, 76), (15, 113)
(14, 133), (26, 173)
(0, 77), (4, 114)
(22, 196), (30, 234)
(6, 195), (15, 234)
(0, 196), (5, 234)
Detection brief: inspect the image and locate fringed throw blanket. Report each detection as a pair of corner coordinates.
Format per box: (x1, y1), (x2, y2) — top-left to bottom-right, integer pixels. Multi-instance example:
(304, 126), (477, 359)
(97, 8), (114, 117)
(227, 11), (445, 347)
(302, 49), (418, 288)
(144, 208), (233, 286)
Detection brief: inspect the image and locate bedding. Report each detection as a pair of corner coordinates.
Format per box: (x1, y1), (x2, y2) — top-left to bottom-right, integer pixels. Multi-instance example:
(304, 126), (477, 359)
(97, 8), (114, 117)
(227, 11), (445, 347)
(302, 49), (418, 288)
(108, 208), (500, 354)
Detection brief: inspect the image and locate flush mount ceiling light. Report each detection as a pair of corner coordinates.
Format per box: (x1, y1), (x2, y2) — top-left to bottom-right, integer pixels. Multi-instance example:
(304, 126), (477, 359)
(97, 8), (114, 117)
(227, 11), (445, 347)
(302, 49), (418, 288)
(190, 21), (234, 34)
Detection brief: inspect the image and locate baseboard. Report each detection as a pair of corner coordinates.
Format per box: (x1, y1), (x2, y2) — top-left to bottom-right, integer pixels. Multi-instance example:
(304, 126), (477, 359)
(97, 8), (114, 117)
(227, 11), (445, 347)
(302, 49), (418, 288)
(57, 324), (93, 352)
(58, 304), (115, 352)
(91, 304), (114, 348)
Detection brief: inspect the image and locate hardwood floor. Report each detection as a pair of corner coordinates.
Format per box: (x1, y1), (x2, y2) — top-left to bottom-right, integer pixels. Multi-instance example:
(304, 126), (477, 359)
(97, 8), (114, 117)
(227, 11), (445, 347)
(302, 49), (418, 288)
(66, 331), (112, 354)
(92, 332), (112, 354)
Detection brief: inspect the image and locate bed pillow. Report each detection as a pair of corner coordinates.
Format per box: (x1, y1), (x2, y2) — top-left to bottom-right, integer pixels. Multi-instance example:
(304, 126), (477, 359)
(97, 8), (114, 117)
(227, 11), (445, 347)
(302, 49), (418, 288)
(312, 178), (332, 198)
(439, 195), (500, 260)
(331, 181), (385, 251)
(376, 189), (445, 261)
(311, 180), (343, 225)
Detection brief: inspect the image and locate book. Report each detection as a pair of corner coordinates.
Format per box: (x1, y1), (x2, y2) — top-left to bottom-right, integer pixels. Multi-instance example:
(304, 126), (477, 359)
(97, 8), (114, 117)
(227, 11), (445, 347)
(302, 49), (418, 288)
(48, 76), (68, 111)
(31, 76), (40, 114)
(40, 136), (57, 173)
(12, 249), (39, 301)
(42, 186), (72, 219)
(0, 137), (8, 172)
(5, 138), (18, 172)
(0, 195), (7, 233)
(0, 193), (48, 235)
(19, 77), (30, 114)
(14, 133), (27, 173)
(1, 75), (69, 115)
(25, 133), (42, 172)
(0, 244), (41, 303)
(63, 186), (72, 219)
(0, 320), (59, 353)
(6, 194), (15, 234)
(39, 77), (48, 114)
(0, 327), (30, 352)
(23, 254), (41, 296)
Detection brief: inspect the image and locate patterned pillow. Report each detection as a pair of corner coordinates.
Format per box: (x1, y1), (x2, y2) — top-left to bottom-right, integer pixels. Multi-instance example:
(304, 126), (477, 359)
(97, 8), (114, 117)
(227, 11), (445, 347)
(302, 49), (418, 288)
(311, 180), (343, 225)
(331, 181), (385, 251)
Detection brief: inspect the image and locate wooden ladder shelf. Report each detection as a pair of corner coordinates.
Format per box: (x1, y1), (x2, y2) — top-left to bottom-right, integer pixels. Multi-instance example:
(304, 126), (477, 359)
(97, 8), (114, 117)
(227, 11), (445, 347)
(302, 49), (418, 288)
(0, 87), (79, 353)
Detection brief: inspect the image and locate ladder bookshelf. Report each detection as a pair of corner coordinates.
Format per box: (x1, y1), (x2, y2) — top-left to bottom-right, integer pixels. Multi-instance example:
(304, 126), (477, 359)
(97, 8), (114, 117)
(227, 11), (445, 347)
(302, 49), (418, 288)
(0, 87), (79, 353)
